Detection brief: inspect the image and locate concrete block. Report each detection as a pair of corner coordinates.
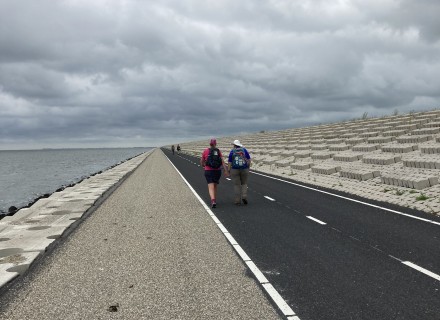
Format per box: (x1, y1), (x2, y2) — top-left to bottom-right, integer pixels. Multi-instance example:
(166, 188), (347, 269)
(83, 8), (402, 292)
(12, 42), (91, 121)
(381, 172), (438, 189)
(329, 144), (350, 151)
(0, 251), (41, 287)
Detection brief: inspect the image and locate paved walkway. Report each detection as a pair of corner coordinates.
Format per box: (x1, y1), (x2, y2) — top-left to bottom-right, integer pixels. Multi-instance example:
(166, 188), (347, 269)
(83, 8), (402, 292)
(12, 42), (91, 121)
(0, 149), (280, 320)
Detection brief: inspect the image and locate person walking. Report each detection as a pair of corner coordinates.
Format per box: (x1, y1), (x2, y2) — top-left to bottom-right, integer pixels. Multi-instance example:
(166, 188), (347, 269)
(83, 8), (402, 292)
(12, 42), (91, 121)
(171, 145), (175, 155)
(227, 140), (251, 205)
(201, 138), (229, 208)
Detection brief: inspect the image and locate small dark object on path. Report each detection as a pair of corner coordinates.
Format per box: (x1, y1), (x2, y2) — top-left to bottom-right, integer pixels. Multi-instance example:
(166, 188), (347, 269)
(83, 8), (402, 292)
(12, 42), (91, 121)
(108, 303), (119, 312)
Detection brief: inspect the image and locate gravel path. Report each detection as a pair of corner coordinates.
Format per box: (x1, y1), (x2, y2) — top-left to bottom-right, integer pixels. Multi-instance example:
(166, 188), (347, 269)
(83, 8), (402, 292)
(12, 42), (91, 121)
(0, 149), (280, 320)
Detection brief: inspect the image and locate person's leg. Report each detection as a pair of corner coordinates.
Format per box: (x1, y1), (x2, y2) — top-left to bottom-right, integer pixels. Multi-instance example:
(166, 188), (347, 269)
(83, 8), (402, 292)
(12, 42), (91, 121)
(241, 169), (249, 204)
(231, 169), (241, 204)
(208, 183), (216, 200)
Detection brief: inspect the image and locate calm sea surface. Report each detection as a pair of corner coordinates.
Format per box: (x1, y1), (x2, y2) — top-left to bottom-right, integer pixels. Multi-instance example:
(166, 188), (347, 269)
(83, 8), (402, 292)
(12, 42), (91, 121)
(0, 147), (153, 213)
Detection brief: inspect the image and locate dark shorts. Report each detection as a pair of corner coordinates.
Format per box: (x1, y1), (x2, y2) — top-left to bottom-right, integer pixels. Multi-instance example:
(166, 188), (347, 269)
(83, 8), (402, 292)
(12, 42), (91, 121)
(204, 170), (222, 184)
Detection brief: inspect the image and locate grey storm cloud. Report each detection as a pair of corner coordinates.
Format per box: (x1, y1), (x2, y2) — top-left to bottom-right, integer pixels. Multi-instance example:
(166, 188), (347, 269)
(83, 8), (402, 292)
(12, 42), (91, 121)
(1, 0), (440, 149)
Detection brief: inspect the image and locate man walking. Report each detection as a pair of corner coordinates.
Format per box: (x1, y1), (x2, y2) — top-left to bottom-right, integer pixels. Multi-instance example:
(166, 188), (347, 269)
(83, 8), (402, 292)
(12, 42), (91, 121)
(228, 140), (251, 205)
(201, 138), (229, 208)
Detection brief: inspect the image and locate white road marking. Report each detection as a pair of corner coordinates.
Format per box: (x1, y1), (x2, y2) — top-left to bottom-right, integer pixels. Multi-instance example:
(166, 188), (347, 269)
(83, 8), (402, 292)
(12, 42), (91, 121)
(165, 154), (301, 319)
(264, 196), (276, 201)
(402, 261), (440, 282)
(233, 244), (251, 261)
(226, 178), (231, 181)
(388, 254), (402, 262)
(245, 261), (269, 284)
(306, 216), (326, 225)
(262, 283), (297, 317)
(224, 232), (238, 245)
(251, 171), (440, 226)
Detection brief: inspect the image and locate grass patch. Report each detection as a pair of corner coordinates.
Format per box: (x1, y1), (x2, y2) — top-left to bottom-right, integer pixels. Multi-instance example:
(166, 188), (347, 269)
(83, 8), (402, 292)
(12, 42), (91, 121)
(416, 193), (429, 201)
(382, 188), (392, 193)
(409, 190), (418, 194)
(395, 189), (405, 196)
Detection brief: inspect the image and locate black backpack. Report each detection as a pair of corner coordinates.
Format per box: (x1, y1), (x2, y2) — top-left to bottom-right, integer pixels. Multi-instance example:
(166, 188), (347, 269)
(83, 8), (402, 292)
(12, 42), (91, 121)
(206, 148), (222, 169)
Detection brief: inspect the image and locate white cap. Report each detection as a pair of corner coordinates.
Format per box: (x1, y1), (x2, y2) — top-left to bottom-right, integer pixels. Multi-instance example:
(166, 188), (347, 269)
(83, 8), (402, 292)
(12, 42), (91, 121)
(232, 139), (243, 147)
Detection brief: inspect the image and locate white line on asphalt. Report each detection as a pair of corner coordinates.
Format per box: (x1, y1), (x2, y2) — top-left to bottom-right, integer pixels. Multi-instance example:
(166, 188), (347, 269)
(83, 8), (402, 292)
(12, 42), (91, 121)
(251, 171), (440, 226)
(226, 178), (231, 181)
(402, 261), (440, 282)
(388, 254), (402, 262)
(245, 261), (269, 284)
(306, 216), (327, 225)
(233, 244), (251, 261)
(262, 283), (297, 317)
(165, 154), (301, 319)
(264, 196), (276, 201)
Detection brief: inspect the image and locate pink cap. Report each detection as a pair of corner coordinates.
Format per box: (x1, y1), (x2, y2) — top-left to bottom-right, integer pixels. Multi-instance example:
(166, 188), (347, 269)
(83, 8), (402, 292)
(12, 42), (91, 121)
(210, 138), (217, 146)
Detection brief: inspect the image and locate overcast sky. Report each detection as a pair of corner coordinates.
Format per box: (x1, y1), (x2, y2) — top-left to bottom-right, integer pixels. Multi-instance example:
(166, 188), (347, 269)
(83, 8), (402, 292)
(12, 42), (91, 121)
(1, 0), (440, 149)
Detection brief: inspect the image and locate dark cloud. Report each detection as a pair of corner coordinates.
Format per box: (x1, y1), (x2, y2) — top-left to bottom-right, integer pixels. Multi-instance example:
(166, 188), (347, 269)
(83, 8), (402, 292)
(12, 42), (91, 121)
(1, 0), (440, 149)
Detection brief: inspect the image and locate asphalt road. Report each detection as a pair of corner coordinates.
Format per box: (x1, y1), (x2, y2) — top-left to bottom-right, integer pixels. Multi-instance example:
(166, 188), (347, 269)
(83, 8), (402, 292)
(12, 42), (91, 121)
(164, 148), (440, 320)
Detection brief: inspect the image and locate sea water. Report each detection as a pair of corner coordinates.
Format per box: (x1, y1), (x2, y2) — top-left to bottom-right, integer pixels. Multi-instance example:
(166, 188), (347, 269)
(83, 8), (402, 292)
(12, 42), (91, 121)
(0, 147), (153, 214)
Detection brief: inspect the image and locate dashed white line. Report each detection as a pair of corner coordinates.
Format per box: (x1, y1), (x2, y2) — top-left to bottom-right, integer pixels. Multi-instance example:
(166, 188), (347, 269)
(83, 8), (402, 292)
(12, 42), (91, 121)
(402, 261), (440, 282)
(251, 171), (440, 226)
(264, 196), (276, 201)
(306, 216), (327, 225)
(226, 178), (231, 181)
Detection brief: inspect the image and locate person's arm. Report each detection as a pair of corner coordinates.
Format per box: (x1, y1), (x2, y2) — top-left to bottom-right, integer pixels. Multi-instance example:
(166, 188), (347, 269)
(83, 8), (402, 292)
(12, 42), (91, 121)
(245, 149), (251, 167)
(220, 151), (229, 176)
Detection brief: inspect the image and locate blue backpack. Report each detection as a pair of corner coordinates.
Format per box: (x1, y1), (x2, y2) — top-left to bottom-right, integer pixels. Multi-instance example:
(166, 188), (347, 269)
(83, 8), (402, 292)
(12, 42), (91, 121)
(232, 148), (247, 169)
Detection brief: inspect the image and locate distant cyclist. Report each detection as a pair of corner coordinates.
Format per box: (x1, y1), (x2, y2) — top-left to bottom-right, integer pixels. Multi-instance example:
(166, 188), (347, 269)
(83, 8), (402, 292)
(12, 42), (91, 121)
(227, 140), (251, 205)
(200, 138), (229, 208)
(176, 144), (181, 153)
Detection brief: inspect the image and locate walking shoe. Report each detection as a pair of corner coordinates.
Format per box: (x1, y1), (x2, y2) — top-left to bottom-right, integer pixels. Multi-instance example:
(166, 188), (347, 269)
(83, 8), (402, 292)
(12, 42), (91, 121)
(242, 198), (248, 205)
(211, 200), (217, 208)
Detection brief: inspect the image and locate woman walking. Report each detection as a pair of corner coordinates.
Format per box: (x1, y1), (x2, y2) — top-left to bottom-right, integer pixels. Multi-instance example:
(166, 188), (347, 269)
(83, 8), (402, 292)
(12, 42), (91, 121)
(200, 138), (229, 208)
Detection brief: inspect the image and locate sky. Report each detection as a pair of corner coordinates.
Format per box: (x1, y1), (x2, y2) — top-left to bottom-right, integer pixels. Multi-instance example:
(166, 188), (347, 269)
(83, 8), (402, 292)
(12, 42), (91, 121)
(1, 0), (440, 149)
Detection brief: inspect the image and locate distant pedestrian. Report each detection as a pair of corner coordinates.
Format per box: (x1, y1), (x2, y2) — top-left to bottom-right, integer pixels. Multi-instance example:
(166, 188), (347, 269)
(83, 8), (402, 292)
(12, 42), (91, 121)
(201, 138), (229, 208)
(171, 145), (175, 155)
(177, 144), (181, 153)
(228, 140), (251, 205)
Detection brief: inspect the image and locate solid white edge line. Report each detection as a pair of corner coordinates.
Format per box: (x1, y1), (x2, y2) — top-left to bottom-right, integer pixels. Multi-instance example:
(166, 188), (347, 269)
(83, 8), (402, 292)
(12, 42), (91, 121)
(211, 216), (221, 224)
(306, 216), (327, 225)
(165, 153), (300, 319)
(264, 196), (276, 201)
(245, 261), (269, 284)
(226, 178), (231, 180)
(262, 283), (296, 316)
(251, 171), (440, 226)
(224, 233), (238, 245)
(233, 244), (251, 261)
(217, 223), (228, 234)
(402, 261), (440, 282)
